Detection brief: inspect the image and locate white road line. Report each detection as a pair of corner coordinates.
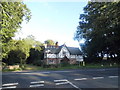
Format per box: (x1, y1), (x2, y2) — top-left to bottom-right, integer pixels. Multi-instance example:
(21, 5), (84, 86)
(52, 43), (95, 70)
(54, 79), (68, 82)
(2, 86), (17, 89)
(30, 84), (44, 87)
(68, 81), (79, 89)
(108, 76), (118, 78)
(54, 79), (79, 89)
(74, 78), (87, 81)
(55, 82), (69, 85)
(30, 81), (44, 84)
(2, 83), (18, 86)
(93, 77), (104, 79)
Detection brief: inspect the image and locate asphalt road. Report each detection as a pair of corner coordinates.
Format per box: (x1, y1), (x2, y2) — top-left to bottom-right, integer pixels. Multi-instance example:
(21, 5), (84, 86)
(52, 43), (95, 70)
(2, 68), (119, 90)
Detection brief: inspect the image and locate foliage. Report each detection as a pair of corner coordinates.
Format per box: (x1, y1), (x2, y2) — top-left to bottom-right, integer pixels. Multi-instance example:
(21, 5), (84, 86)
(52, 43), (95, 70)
(1, 1), (31, 59)
(44, 39), (55, 46)
(23, 35), (36, 48)
(25, 36), (45, 65)
(2, 39), (30, 65)
(74, 2), (120, 63)
(26, 48), (44, 64)
(32, 59), (43, 66)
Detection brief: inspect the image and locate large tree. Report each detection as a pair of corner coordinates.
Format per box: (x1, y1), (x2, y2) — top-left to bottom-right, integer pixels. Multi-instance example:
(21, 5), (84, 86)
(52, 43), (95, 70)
(6, 40), (30, 65)
(74, 1), (120, 62)
(1, 1), (31, 59)
(44, 39), (55, 46)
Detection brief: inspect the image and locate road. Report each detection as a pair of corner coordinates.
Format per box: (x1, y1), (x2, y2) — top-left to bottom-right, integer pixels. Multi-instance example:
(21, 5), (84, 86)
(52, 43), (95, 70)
(2, 68), (119, 90)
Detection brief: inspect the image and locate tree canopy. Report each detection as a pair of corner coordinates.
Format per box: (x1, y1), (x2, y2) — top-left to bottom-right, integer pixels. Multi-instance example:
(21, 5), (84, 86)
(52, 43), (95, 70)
(74, 1), (120, 62)
(44, 39), (55, 46)
(1, 1), (31, 59)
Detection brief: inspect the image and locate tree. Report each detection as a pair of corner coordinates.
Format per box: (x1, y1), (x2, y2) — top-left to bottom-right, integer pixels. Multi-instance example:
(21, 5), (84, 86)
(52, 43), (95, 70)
(44, 39), (55, 46)
(2, 39), (30, 66)
(74, 1), (120, 63)
(26, 41), (45, 66)
(23, 35), (36, 48)
(23, 35), (45, 65)
(1, 1), (31, 59)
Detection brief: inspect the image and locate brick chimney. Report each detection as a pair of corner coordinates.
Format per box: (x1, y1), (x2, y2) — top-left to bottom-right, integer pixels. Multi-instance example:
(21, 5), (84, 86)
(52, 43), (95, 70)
(55, 42), (58, 48)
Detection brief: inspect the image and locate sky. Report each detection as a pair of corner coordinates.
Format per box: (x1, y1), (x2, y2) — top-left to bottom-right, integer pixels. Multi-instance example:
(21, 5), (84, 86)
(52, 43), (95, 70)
(14, 1), (88, 47)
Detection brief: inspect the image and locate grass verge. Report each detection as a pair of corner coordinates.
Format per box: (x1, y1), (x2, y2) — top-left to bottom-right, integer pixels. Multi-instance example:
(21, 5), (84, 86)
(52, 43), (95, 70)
(2, 63), (119, 72)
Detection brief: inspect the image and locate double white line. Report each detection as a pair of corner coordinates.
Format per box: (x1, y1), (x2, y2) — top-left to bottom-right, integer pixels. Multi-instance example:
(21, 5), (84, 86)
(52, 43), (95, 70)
(30, 81), (44, 87)
(2, 83), (18, 89)
(54, 79), (69, 85)
(54, 79), (79, 89)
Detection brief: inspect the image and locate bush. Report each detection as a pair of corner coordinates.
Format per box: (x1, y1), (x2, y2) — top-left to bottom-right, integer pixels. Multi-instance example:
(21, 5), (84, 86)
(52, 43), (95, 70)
(61, 62), (70, 67)
(32, 60), (42, 66)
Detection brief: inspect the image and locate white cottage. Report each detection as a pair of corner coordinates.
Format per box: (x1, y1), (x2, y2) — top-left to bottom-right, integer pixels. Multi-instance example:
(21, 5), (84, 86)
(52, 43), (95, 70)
(44, 44), (83, 65)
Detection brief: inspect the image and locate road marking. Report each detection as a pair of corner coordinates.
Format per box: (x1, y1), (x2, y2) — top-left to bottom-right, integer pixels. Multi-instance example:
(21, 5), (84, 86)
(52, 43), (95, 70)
(2, 83), (18, 89)
(68, 81), (79, 89)
(54, 79), (79, 89)
(2, 86), (17, 89)
(54, 79), (68, 82)
(93, 77), (104, 80)
(30, 81), (44, 88)
(108, 76), (118, 78)
(74, 78), (87, 81)
(2, 83), (18, 86)
(30, 84), (44, 87)
(30, 81), (44, 84)
(54, 79), (69, 85)
(55, 82), (69, 85)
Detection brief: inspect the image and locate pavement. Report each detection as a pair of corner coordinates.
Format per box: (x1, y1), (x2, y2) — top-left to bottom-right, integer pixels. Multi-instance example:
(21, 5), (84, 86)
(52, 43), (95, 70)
(1, 68), (119, 90)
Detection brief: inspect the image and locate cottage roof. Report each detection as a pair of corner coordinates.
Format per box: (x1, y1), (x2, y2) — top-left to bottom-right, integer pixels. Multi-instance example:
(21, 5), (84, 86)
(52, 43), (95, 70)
(45, 46), (62, 54)
(45, 45), (82, 55)
(67, 47), (82, 55)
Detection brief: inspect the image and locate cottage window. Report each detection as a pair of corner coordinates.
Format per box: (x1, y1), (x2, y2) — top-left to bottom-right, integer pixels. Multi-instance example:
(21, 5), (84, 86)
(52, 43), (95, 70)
(49, 60), (53, 62)
(63, 51), (66, 55)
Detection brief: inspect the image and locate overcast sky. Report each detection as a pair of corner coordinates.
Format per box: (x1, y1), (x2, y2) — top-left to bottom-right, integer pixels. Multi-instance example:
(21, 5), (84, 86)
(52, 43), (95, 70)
(14, 1), (88, 47)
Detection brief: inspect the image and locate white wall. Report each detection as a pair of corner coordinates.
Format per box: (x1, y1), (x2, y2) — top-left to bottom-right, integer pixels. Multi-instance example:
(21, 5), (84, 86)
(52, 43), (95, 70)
(76, 55), (83, 62)
(58, 46), (70, 58)
(70, 55), (76, 58)
(47, 54), (57, 58)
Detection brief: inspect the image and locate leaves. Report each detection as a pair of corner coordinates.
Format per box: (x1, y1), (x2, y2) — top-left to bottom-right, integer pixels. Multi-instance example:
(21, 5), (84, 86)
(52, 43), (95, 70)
(1, 1), (31, 59)
(74, 1), (120, 62)
(44, 39), (55, 46)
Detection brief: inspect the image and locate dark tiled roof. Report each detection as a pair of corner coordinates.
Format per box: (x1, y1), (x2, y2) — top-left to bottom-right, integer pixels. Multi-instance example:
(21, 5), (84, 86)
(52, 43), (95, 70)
(45, 45), (82, 55)
(67, 47), (82, 55)
(45, 46), (62, 54)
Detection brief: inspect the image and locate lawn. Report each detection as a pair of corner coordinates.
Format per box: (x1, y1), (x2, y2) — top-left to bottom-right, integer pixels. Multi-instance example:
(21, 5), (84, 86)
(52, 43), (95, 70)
(2, 63), (119, 72)
(21, 63), (119, 71)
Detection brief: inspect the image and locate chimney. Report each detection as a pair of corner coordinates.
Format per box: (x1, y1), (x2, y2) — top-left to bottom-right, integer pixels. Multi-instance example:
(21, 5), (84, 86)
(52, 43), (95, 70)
(55, 42), (58, 48)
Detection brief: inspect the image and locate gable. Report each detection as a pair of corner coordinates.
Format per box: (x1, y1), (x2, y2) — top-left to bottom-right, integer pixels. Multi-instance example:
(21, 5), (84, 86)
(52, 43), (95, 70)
(58, 45), (70, 58)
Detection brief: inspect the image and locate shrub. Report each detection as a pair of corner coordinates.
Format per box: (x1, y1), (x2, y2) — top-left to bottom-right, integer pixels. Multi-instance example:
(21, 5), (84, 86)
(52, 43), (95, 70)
(32, 60), (42, 66)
